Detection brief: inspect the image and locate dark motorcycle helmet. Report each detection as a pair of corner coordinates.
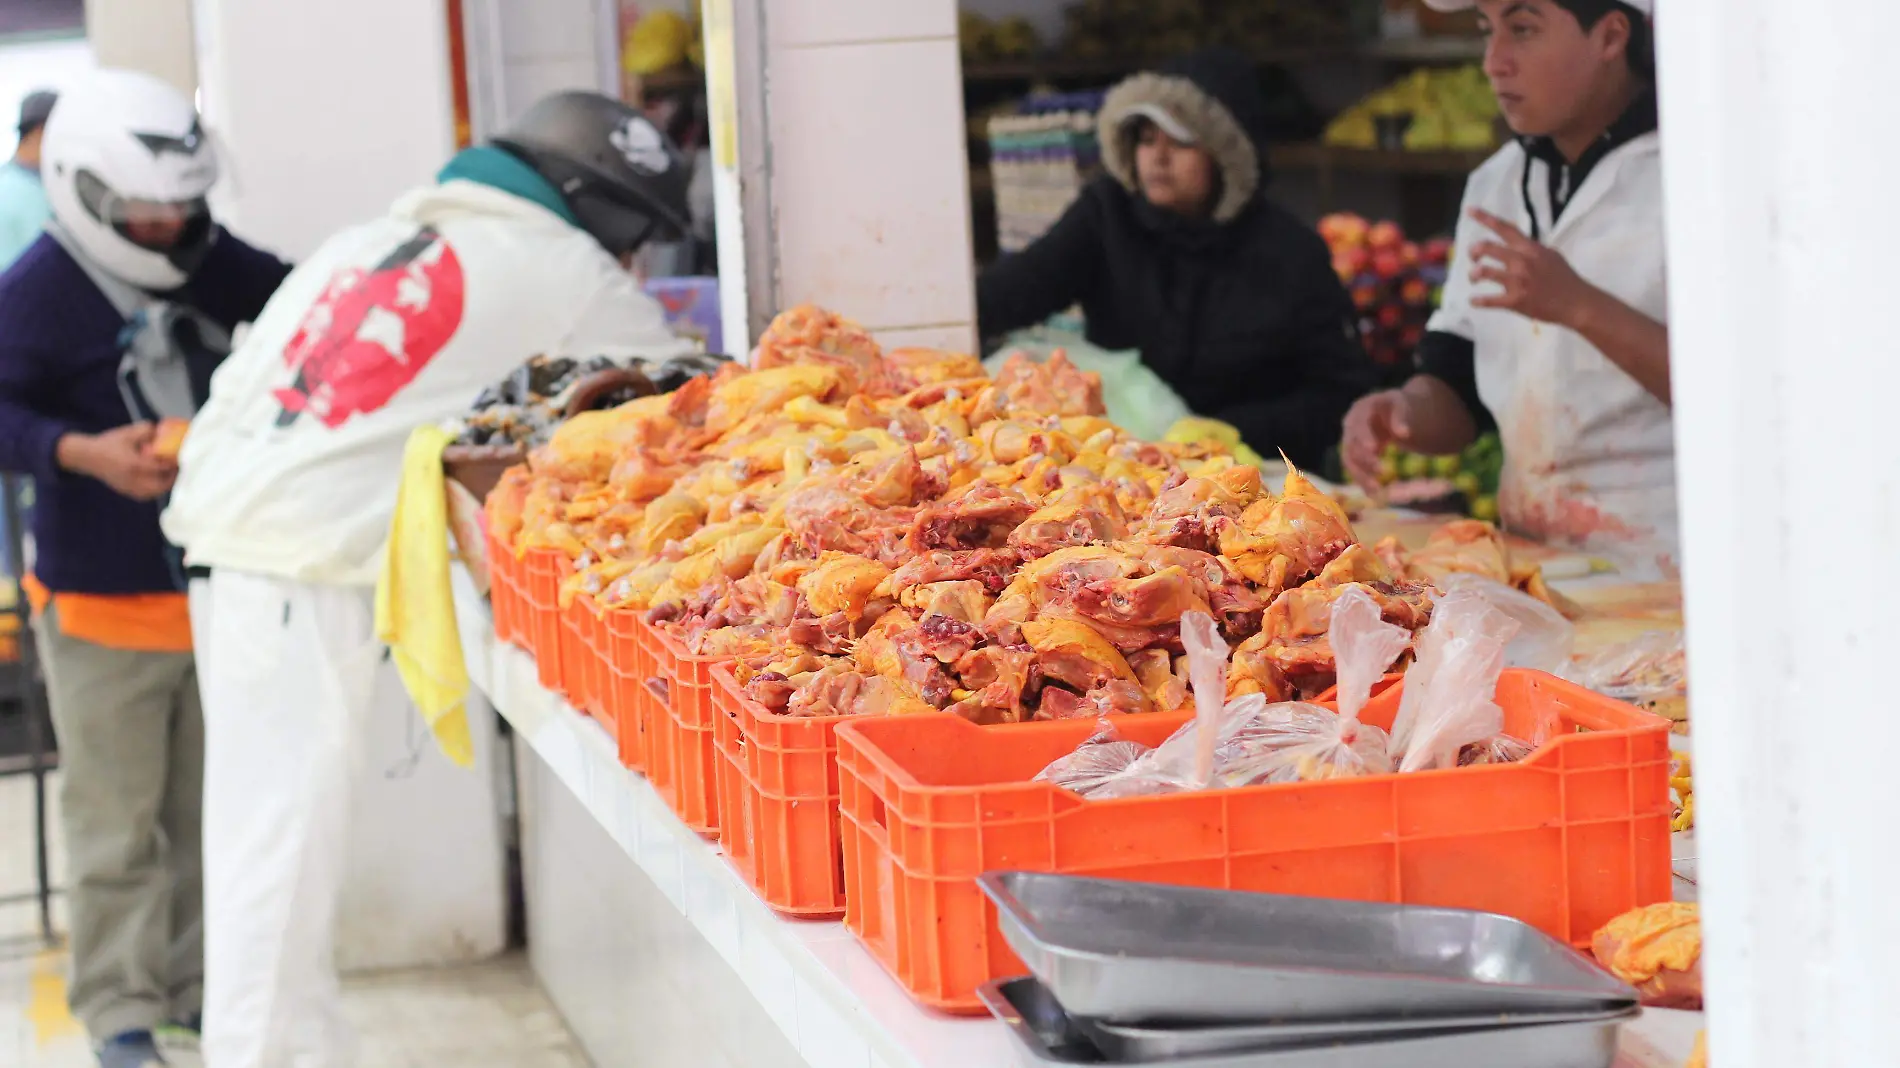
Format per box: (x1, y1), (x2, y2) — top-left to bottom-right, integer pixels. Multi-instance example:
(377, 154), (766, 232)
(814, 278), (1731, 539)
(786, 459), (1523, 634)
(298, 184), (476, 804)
(494, 92), (692, 258)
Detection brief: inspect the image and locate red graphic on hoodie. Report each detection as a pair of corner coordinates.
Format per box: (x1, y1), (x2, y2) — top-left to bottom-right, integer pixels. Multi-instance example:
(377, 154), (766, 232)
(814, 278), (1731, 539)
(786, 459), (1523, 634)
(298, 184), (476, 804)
(273, 227), (466, 428)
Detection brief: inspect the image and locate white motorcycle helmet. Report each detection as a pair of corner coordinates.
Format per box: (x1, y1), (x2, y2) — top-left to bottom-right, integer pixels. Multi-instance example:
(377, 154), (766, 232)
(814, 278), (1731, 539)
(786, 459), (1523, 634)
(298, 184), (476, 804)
(40, 69), (219, 291)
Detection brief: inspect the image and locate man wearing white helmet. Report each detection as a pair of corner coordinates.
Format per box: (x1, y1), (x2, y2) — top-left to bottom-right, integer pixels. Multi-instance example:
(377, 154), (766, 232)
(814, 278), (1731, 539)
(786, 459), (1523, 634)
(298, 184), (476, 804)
(1342, 0), (1677, 574)
(0, 70), (291, 1068)
(162, 91), (693, 1068)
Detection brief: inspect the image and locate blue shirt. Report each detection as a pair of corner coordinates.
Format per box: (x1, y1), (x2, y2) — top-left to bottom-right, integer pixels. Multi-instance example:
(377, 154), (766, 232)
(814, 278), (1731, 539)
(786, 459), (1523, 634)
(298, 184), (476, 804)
(0, 232), (293, 594)
(0, 164), (49, 272)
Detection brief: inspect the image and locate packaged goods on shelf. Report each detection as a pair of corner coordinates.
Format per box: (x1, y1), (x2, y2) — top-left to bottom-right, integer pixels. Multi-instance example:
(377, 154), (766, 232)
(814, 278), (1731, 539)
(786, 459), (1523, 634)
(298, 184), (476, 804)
(987, 91), (1105, 254)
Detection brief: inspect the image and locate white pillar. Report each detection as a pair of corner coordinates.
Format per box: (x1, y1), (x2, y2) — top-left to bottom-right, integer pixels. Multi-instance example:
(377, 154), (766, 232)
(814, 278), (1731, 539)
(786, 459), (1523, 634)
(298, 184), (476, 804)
(710, 0), (976, 353)
(191, 0), (457, 258)
(85, 0), (196, 94)
(1658, 4), (1900, 1066)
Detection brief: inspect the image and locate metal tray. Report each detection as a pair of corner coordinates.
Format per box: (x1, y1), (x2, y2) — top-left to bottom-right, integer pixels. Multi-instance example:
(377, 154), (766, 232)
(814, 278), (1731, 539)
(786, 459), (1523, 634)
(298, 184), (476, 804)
(979, 978), (1637, 1068)
(1079, 1006), (1639, 1061)
(978, 872), (1638, 1024)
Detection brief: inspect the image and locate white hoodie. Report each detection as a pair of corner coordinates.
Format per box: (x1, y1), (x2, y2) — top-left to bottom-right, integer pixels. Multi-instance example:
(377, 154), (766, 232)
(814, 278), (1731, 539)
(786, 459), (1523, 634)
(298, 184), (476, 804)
(163, 179), (693, 586)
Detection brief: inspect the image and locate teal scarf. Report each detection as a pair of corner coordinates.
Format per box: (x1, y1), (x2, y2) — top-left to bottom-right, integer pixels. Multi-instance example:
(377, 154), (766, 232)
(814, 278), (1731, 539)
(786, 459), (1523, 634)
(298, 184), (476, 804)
(436, 146), (577, 226)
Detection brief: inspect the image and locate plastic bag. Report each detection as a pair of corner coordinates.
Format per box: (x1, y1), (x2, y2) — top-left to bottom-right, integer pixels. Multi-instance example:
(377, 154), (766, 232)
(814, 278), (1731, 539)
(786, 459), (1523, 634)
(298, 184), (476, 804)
(1570, 630), (1686, 705)
(984, 329), (1192, 442)
(1034, 719), (1152, 795)
(1435, 573), (1574, 674)
(1390, 587), (1520, 773)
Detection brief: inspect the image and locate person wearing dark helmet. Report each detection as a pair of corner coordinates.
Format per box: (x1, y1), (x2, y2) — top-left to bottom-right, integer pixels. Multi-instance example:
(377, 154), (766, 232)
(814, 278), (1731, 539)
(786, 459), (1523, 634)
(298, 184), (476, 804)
(1342, 0), (1675, 572)
(159, 91), (695, 1067)
(976, 47), (1376, 470)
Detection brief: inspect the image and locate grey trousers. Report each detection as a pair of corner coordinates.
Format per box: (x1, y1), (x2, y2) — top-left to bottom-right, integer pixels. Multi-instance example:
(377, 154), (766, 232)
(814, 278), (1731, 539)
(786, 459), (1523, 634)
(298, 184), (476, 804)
(35, 605), (204, 1041)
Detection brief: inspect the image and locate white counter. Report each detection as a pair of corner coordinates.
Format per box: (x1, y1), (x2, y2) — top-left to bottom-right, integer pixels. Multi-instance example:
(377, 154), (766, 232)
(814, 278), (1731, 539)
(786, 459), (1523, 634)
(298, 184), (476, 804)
(452, 575), (1704, 1068)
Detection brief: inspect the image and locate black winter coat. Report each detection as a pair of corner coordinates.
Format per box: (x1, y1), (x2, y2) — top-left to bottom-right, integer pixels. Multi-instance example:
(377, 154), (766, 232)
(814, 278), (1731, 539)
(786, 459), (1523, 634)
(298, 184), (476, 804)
(977, 177), (1374, 471)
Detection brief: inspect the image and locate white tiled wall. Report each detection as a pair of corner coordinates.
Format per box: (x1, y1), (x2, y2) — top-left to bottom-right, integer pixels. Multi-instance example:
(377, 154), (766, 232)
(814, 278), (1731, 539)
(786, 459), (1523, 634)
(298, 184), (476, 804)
(491, 0), (612, 124)
(761, 0), (978, 352)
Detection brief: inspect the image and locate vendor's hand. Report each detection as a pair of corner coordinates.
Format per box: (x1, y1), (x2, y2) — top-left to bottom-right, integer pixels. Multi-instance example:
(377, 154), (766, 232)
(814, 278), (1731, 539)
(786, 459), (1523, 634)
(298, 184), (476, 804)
(56, 424), (178, 501)
(1467, 208), (1593, 328)
(1341, 390), (1413, 493)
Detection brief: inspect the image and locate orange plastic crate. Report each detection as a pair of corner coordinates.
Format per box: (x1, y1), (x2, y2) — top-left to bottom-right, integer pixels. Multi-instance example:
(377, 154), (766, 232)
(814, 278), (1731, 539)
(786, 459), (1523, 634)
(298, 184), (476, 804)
(837, 669), (1673, 1014)
(650, 623), (724, 838)
(634, 619), (676, 802)
(484, 525), (524, 648)
(710, 665), (848, 918)
(603, 609), (648, 771)
(559, 595), (607, 729)
(521, 549), (567, 693)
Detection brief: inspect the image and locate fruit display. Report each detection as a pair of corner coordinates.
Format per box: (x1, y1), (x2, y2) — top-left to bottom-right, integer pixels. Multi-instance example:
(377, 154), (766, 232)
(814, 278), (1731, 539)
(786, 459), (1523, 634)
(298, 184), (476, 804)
(1372, 435), (1502, 520)
(1062, 0), (1354, 61)
(1318, 212), (1453, 372)
(1323, 64), (1500, 152)
(490, 304), (1568, 730)
(960, 12), (1042, 64)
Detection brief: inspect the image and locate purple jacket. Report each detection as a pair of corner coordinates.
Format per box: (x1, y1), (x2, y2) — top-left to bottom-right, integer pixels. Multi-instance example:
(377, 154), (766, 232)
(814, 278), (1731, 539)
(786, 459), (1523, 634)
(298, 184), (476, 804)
(0, 231), (292, 594)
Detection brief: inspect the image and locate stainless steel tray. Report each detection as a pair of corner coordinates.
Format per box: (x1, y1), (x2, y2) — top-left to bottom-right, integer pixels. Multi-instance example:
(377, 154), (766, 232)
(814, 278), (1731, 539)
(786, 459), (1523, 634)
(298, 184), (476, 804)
(979, 978), (1637, 1068)
(978, 872), (1638, 1024)
(1079, 1006), (1639, 1061)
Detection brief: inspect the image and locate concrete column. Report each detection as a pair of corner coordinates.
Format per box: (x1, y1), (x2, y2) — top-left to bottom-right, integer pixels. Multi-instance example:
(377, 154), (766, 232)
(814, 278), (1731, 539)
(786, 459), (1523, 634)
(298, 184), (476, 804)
(712, 0), (976, 353)
(84, 0), (195, 94)
(190, 0), (457, 259)
(1657, 3), (1900, 1066)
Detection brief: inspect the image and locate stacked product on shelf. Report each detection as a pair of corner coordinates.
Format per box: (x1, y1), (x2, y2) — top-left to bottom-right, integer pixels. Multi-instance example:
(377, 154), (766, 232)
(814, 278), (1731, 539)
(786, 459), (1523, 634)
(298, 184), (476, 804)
(1323, 63), (1501, 152)
(478, 302), (1673, 1019)
(986, 90), (1105, 254)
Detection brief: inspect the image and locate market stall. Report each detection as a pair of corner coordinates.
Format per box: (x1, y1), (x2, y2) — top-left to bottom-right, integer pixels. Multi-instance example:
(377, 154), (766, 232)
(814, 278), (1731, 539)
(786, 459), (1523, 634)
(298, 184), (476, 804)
(441, 304), (1704, 1067)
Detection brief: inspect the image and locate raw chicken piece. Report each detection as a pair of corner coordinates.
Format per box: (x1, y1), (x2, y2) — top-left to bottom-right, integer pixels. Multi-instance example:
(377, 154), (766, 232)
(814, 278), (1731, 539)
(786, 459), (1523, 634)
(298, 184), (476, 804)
(795, 552), (893, 621)
(880, 549), (1021, 596)
(1007, 484), (1127, 559)
(706, 364), (847, 432)
(894, 579), (993, 625)
(1021, 617), (1137, 694)
(853, 609), (956, 708)
(882, 348), (987, 393)
(1127, 648), (1189, 712)
(1219, 465), (1357, 591)
(1591, 902), (1703, 1010)
(788, 664), (937, 718)
(911, 481), (1036, 551)
(1398, 519), (1576, 615)
(753, 303), (888, 396)
(947, 646), (1035, 723)
(988, 351), (1106, 418)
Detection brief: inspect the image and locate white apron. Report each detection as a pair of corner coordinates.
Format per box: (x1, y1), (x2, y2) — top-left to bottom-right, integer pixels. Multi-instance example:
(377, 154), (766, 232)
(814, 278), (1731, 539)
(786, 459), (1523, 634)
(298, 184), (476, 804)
(1429, 133), (1677, 575)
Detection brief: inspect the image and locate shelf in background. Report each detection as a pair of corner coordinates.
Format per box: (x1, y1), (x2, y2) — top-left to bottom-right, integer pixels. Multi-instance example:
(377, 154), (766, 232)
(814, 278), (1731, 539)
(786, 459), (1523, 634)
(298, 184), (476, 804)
(635, 64), (704, 94)
(1275, 142), (1498, 176)
(961, 35), (1483, 85)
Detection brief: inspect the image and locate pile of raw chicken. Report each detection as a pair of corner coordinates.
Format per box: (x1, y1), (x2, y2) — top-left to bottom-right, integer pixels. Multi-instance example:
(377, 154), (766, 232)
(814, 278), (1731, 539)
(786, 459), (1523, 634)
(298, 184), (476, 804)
(486, 305), (1561, 724)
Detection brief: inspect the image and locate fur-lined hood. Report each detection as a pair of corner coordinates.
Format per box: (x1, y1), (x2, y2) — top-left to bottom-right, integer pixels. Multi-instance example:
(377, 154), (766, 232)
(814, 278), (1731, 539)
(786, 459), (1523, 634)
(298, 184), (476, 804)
(1098, 48), (1273, 224)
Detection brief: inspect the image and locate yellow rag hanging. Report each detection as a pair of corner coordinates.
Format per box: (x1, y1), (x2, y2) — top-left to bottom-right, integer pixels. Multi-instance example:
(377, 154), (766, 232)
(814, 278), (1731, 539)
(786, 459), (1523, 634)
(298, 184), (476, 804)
(375, 426), (474, 768)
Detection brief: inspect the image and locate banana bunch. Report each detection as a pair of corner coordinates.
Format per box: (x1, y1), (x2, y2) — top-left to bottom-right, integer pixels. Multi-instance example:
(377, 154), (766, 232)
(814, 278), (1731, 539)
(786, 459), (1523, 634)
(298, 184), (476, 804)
(1324, 64), (1500, 151)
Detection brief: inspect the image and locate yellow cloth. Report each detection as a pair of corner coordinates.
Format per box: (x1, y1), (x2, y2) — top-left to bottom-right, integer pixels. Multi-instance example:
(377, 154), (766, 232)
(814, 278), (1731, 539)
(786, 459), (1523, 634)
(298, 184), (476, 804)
(1163, 416), (1269, 469)
(375, 426), (474, 768)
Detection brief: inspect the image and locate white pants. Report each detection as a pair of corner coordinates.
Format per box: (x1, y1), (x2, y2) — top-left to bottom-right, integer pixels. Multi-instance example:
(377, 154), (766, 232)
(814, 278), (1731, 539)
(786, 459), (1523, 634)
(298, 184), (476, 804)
(193, 570), (380, 1068)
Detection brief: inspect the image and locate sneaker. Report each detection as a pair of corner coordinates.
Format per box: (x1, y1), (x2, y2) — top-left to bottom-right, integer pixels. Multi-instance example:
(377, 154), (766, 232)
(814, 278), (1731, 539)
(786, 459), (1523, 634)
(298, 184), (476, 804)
(97, 1030), (167, 1068)
(154, 1015), (201, 1068)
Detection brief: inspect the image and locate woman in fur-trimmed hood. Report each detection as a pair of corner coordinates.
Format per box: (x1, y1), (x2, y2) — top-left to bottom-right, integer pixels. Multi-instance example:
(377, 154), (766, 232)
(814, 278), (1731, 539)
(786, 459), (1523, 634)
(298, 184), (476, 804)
(978, 48), (1375, 471)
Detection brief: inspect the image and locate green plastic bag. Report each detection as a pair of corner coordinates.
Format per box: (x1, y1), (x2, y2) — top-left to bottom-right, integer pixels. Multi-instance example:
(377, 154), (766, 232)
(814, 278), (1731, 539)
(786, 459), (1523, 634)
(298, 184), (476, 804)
(984, 326), (1193, 442)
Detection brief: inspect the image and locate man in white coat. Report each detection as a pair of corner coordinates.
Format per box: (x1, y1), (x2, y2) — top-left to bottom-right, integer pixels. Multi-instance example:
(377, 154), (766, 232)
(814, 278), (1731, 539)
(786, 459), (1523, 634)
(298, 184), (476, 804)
(1341, 0), (1675, 574)
(161, 91), (694, 1067)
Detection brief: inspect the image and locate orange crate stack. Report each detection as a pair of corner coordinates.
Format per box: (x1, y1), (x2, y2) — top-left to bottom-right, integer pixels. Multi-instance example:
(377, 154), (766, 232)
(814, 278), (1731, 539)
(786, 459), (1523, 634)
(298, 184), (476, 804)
(603, 609), (648, 771)
(634, 619), (676, 801)
(649, 623), (724, 838)
(836, 670), (1674, 1014)
(710, 665), (848, 918)
(484, 524), (525, 648)
(521, 549), (567, 693)
(559, 594), (607, 730)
